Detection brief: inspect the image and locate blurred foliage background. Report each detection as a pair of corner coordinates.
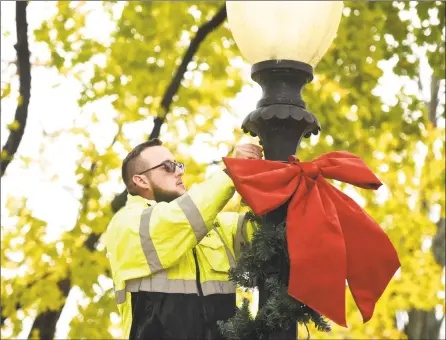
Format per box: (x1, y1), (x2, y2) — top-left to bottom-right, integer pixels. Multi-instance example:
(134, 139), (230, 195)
(1, 1), (444, 339)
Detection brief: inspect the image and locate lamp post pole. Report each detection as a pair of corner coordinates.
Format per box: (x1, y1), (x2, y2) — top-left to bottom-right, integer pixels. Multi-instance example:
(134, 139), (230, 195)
(225, 2), (344, 338)
(243, 60), (318, 340)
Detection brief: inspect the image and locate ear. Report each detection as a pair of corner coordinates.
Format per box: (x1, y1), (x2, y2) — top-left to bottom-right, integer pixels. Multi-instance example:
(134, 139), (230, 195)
(132, 174), (152, 192)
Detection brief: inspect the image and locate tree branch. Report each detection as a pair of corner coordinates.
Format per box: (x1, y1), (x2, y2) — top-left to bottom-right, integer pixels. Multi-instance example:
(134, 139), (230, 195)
(150, 4), (227, 140)
(1, 2), (31, 177)
(27, 278), (71, 340)
(112, 3), (227, 212)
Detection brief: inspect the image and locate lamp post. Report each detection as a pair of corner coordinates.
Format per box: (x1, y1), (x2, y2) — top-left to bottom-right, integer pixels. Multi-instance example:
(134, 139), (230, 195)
(226, 1), (344, 339)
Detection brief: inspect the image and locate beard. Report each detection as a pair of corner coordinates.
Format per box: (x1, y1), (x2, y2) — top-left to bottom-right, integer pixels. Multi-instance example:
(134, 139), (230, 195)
(152, 183), (183, 203)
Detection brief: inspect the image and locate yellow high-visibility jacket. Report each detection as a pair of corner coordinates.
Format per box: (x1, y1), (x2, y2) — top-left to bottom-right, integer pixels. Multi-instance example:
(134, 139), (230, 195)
(105, 169), (255, 339)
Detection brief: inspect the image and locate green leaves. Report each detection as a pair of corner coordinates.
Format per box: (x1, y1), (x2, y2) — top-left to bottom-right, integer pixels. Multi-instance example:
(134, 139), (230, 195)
(34, 2), (107, 73)
(1, 1), (443, 339)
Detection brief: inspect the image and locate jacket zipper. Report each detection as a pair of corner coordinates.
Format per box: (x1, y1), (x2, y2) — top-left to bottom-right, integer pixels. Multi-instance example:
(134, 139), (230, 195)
(192, 247), (211, 338)
(192, 247), (204, 297)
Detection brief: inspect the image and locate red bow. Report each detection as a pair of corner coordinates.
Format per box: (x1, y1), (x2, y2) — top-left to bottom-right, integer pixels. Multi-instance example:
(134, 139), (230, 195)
(223, 151), (400, 327)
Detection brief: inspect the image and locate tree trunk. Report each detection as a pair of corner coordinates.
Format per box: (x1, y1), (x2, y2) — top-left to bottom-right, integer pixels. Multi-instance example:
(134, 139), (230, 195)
(27, 279), (71, 340)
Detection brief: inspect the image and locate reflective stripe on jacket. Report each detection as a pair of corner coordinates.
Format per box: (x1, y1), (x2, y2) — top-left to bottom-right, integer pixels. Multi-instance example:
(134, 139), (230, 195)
(105, 169), (256, 339)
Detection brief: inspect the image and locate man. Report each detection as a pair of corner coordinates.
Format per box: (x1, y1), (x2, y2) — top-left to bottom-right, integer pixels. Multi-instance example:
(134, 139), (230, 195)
(105, 138), (263, 340)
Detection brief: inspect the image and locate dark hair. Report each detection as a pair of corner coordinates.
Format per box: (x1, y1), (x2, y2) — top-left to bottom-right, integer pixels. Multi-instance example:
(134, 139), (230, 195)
(122, 138), (162, 195)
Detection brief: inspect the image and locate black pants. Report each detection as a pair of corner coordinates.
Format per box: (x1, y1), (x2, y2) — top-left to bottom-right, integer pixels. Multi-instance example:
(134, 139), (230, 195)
(129, 292), (235, 340)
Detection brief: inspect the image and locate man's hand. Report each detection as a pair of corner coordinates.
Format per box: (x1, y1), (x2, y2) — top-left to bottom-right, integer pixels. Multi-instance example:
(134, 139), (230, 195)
(232, 143), (263, 160)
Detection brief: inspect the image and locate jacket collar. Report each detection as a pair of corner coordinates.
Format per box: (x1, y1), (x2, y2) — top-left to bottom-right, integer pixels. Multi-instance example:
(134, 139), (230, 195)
(127, 193), (157, 207)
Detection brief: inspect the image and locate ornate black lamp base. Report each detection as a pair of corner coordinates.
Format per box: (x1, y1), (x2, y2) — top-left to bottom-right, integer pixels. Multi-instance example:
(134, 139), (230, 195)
(242, 60), (320, 161)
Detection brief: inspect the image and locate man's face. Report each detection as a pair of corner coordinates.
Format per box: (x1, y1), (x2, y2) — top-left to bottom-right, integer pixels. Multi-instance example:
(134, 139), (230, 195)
(135, 146), (186, 202)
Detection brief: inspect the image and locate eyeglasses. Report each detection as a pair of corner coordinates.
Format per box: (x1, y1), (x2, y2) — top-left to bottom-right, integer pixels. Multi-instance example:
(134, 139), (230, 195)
(137, 160), (185, 175)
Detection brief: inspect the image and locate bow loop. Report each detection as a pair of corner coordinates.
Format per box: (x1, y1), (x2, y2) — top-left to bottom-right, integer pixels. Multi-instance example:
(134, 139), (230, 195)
(222, 151), (400, 327)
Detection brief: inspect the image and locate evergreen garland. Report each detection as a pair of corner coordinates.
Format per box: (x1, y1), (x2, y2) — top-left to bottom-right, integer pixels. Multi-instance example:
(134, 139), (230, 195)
(219, 212), (331, 339)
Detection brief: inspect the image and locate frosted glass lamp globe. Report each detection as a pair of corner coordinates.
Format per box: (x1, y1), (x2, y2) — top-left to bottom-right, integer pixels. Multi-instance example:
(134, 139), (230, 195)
(226, 1), (344, 67)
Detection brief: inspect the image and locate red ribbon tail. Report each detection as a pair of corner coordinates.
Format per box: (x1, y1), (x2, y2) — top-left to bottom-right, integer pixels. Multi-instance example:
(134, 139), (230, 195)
(287, 179), (348, 327)
(325, 184), (401, 323)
